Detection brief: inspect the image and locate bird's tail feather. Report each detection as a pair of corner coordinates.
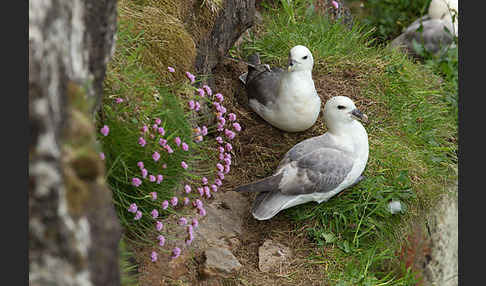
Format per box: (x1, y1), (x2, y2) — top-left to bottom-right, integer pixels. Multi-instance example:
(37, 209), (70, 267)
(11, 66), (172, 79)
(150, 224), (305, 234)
(234, 173), (283, 193)
(251, 191), (296, 220)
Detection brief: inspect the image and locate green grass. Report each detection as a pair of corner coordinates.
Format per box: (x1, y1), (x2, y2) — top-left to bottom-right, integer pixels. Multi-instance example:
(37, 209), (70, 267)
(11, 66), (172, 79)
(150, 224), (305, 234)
(119, 238), (139, 286)
(236, 2), (457, 284)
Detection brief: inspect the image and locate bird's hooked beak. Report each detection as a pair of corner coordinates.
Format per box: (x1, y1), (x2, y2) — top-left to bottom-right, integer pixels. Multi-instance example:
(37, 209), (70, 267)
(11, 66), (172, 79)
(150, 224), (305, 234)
(287, 58), (297, 72)
(350, 108), (369, 123)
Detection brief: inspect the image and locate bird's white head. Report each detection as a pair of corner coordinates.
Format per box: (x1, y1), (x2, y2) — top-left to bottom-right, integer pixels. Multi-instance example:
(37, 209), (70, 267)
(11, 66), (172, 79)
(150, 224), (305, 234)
(323, 96), (368, 133)
(287, 45), (314, 72)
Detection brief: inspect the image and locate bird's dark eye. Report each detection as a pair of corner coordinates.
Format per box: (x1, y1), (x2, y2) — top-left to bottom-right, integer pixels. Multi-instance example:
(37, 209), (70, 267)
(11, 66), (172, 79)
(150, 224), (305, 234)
(302, 56), (308, 60)
(337, 105), (345, 110)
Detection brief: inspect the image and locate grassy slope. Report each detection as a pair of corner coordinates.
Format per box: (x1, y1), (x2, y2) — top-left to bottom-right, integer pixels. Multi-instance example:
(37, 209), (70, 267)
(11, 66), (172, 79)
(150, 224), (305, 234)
(234, 4), (457, 285)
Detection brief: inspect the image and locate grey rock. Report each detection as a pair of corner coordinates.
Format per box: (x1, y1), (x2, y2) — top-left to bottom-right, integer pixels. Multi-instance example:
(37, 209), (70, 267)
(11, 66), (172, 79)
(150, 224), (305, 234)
(202, 247), (242, 278)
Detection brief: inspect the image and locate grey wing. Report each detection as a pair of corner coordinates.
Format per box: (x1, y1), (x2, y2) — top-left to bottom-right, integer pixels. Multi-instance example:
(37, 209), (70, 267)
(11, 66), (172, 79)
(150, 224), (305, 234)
(279, 134), (340, 165)
(245, 67), (284, 106)
(392, 16), (454, 55)
(278, 147), (354, 195)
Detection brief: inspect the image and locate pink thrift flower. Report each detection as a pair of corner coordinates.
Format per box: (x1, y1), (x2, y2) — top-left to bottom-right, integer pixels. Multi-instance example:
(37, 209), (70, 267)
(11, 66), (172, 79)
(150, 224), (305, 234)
(141, 168), (148, 178)
(156, 174), (163, 184)
(194, 101), (201, 111)
(216, 123), (224, 132)
(170, 196), (178, 206)
(233, 122), (242, 132)
(218, 153), (225, 161)
(225, 143), (233, 152)
(332, 0), (339, 9)
(216, 136), (223, 144)
(150, 192), (157, 201)
(149, 175), (156, 182)
(184, 184), (192, 194)
(192, 218), (199, 228)
(128, 203), (138, 213)
(138, 137), (146, 147)
(151, 251), (158, 262)
(152, 151), (161, 162)
(181, 142), (189, 151)
(155, 118), (161, 125)
(216, 163), (224, 172)
(179, 217), (187, 225)
(172, 247), (181, 259)
(203, 85), (212, 96)
(194, 199), (203, 209)
(218, 116), (226, 125)
(204, 187), (211, 198)
(165, 145), (174, 153)
(158, 234), (165, 246)
(215, 178), (223, 186)
(132, 177), (142, 187)
(151, 209), (159, 218)
(215, 93), (224, 102)
(224, 164), (230, 174)
(201, 126), (208, 136)
(211, 184), (218, 192)
(217, 171), (225, 180)
(152, 124), (158, 131)
(225, 129), (236, 140)
(181, 161), (188, 169)
(198, 207), (207, 217)
(202, 177), (208, 185)
(137, 161), (144, 169)
(141, 125), (149, 133)
(197, 187), (204, 196)
(197, 88), (205, 97)
(162, 200), (169, 209)
(115, 98), (124, 104)
(156, 221), (163, 231)
(162, 164), (167, 169)
(228, 113), (236, 121)
(185, 71), (195, 83)
(168, 66), (175, 73)
(174, 137), (181, 146)
(224, 158), (232, 166)
(100, 125), (109, 136)
(134, 210), (142, 220)
(99, 152), (105, 160)
(158, 127), (165, 135)
(183, 197), (190, 205)
(224, 153), (232, 160)
(159, 138), (167, 146)
(218, 146), (225, 153)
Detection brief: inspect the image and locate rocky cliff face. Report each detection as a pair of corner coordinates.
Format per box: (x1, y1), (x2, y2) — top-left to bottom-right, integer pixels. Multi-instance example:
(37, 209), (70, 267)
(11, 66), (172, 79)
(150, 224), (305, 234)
(29, 0), (121, 285)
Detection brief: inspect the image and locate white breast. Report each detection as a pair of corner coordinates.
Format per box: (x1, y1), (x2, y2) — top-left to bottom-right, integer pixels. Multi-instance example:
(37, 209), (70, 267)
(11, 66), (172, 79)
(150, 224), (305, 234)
(250, 71), (321, 132)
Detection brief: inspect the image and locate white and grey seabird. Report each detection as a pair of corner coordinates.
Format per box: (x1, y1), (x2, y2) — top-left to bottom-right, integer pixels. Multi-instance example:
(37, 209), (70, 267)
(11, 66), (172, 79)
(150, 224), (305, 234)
(239, 45), (321, 132)
(235, 96), (369, 220)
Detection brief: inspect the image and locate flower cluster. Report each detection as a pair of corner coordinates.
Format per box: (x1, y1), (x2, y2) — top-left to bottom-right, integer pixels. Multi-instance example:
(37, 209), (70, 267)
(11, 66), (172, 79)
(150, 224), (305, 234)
(118, 67), (242, 263)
